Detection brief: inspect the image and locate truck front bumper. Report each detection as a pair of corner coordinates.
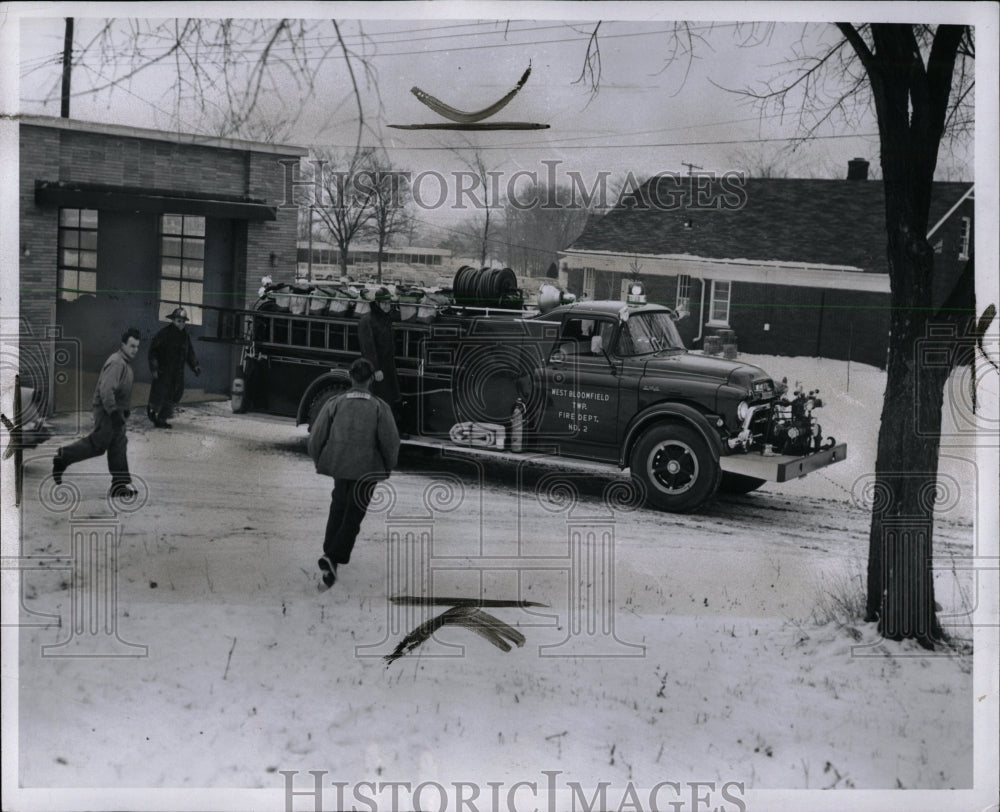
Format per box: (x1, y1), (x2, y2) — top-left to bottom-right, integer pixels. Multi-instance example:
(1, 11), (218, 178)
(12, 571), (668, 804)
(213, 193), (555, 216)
(719, 443), (847, 483)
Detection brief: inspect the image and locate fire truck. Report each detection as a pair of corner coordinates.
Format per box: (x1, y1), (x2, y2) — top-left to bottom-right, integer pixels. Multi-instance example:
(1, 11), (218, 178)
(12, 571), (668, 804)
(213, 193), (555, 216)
(215, 268), (846, 512)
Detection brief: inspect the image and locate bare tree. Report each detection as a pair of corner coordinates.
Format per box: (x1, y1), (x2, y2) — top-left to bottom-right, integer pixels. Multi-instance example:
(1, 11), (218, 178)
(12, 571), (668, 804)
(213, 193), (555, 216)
(447, 143), (503, 268)
(499, 183), (592, 276)
(726, 143), (799, 178)
(363, 156), (415, 283)
(32, 18), (383, 143)
(308, 148), (377, 278)
(581, 21), (982, 648)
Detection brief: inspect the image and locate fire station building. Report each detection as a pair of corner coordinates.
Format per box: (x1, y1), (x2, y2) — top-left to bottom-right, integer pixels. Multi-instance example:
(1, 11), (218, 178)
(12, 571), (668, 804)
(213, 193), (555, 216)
(17, 115), (307, 413)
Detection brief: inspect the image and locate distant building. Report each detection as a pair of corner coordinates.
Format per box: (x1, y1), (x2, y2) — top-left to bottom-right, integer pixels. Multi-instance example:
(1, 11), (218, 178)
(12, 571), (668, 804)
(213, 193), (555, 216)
(560, 161), (973, 368)
(17, 115), (307, 412)
(296, 242), (454, 285)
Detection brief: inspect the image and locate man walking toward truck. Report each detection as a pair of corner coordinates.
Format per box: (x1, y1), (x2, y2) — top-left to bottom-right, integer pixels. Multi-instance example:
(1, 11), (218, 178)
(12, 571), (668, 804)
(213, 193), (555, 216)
(307, 358), (400, 590)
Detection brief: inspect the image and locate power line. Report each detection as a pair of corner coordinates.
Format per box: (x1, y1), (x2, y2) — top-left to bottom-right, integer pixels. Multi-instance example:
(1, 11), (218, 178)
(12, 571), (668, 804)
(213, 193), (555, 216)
(311, 132), (884, 152)
(19, 20), (580, 70)
(27, 19), (752, 73)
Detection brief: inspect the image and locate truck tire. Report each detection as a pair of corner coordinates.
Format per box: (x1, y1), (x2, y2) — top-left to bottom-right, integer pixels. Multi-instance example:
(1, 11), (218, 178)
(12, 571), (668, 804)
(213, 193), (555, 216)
(630, 423), (720, 512)
(307, 385), (343, 429)
(718, 472), (766, 495)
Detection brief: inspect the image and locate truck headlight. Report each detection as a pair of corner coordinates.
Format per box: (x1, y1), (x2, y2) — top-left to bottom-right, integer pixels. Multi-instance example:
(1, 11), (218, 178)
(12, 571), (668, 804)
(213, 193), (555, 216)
(737, 400), (750, 421)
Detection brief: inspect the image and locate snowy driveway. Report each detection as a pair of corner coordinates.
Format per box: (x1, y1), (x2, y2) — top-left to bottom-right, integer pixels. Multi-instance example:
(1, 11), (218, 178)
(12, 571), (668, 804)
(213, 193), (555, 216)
(12, 388), (979, 808)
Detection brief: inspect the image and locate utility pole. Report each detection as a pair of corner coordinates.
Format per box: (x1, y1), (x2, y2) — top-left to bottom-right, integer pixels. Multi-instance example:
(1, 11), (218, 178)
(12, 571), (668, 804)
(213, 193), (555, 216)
(307, 206), (314, 282)
(60, 18), (73, 118)
(681, 161), (703, 176)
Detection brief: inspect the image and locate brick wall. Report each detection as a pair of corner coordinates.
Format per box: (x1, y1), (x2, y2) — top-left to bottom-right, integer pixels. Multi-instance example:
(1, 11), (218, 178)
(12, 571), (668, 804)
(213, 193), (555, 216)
(18, 128), (61, 399)
(53, 129), (248, 192)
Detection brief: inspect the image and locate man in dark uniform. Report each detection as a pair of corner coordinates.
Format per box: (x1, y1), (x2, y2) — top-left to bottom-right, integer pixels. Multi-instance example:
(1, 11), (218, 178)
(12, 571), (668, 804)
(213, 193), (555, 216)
(53, 327), (141, 498)
(147, 306), (201, 429)
(358, 287), (406, 435)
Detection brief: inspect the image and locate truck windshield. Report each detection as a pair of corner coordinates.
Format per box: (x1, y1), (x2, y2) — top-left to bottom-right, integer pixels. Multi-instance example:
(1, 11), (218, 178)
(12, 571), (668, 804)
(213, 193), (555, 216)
(616, 311), (686, 356)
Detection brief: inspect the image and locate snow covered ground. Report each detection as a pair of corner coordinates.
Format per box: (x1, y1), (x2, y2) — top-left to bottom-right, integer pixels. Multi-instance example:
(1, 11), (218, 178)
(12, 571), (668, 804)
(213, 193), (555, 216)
(6, 353), (997, 812)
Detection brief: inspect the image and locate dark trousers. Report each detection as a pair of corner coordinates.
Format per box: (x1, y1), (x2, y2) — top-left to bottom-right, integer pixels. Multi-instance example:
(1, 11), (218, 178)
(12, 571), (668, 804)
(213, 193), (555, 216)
(148, 371), (181, 419)
(323, 478), (377, 565)
(59, 407), (131, 486)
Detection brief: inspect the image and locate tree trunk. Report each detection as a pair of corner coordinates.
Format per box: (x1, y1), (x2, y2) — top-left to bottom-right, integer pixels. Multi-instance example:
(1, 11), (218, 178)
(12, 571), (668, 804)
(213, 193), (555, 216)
(480, 207), (491, 268)
(865, 322), (950, 647)
(857, 23), (970, 649)
(864, 190), (949, 649)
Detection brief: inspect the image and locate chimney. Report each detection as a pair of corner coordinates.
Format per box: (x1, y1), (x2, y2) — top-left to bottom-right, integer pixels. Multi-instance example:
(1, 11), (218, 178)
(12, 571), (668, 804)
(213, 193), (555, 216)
(847, 158), (870, 180)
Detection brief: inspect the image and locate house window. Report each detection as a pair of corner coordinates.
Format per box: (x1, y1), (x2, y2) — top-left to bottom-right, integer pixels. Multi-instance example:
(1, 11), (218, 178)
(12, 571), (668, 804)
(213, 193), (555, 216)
(582, 267), (596, 299)
(708, 280), (731, 325)
(958, 216), (971, 260)
(57, 208), (98, 302)
(159, 214), (205, 325)
(676, 274), (691, 311)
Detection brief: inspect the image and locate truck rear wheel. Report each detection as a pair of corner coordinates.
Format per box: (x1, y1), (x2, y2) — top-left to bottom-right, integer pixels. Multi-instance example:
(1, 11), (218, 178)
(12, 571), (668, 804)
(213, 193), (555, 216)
(630, 423), (720, 512)
(718, 472), (766, 495)
(307, 385), (344, 429)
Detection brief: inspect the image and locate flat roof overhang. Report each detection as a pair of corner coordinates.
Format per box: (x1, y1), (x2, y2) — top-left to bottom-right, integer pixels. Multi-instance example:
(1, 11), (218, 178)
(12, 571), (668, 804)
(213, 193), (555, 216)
(560, 249), (891, 293)
(35, 180), (278, 221)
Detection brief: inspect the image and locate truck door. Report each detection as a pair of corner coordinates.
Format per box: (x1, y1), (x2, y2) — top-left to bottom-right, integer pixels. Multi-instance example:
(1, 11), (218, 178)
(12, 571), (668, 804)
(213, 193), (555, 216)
(538, 316), (620, 459)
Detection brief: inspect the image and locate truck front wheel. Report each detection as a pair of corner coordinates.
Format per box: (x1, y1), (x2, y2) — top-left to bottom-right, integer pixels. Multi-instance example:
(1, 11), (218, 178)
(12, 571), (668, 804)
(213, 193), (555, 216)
(630, 423), (720, 512)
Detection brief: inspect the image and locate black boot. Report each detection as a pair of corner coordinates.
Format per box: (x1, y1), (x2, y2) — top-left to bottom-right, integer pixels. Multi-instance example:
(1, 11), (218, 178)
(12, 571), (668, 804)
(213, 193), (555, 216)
(109, 482), (138, 499)
(52, 451), (67, 485)
(318, 556), (338, 589)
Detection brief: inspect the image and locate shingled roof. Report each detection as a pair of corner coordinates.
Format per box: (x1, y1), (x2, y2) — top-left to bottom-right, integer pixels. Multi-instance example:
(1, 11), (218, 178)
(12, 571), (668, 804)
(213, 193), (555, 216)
(568, 175), (973, 273)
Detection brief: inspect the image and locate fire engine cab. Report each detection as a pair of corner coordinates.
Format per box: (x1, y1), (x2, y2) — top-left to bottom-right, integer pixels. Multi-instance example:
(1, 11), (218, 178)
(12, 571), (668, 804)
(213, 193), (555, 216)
(215, 268), (846, 512)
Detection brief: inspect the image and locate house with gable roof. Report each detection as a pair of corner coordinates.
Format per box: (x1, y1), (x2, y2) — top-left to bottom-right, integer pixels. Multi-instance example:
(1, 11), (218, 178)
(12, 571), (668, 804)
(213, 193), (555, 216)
(559, 160), (973, 369)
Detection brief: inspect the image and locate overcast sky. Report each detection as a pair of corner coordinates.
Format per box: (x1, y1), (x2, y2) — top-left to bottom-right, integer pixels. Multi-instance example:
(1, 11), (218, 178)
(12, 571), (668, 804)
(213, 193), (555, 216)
(6, 3), (990, 242)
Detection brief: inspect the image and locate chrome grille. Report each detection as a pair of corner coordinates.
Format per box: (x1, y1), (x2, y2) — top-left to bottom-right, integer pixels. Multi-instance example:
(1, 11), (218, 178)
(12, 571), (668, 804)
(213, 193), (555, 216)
(751, 378), (774, 400)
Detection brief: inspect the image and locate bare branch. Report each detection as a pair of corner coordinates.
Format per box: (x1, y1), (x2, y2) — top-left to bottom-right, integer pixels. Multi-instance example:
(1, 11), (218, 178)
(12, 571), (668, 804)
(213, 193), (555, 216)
(836, 22), (875, 72)
(574, 22), (603, 98)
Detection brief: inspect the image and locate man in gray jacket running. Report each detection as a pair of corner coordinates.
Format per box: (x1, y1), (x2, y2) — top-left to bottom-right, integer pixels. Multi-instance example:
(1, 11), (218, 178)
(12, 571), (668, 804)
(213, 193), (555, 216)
(308, 357), (400, 589)
(53, 327), (141, 498)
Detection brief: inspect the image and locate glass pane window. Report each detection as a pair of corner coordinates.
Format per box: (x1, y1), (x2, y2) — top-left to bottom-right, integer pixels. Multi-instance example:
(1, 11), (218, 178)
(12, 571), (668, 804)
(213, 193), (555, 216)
(159, 214), (206, 325)
(78, 272), (97, 293)
(676, 274), (691, 310)
(182, 259), (204, 281)
(57, 208), (98, 301)
(958, 217), (971, 260)
(709, 280), (731, 324)
(162, 214), (184, 235)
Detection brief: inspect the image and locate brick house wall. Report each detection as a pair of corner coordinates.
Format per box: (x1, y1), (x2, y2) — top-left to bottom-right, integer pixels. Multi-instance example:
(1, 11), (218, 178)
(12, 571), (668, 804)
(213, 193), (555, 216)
(563, 266), (893, 368)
